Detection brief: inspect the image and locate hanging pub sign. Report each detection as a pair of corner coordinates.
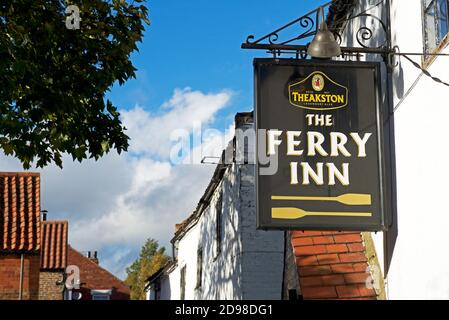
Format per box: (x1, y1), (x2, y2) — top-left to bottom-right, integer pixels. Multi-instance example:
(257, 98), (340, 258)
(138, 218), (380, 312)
(255, 59), (390, 231)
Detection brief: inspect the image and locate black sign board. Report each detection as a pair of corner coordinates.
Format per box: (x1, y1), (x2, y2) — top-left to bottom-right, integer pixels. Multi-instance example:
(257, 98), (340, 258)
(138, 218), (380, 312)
(255, 59), (389, 231)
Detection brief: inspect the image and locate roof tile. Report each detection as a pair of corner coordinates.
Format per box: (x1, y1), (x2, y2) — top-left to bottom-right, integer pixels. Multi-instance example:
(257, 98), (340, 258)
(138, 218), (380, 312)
(40, 221), (68, 270)
(67, 246), (130, 300)
(0, 172), (41, 252)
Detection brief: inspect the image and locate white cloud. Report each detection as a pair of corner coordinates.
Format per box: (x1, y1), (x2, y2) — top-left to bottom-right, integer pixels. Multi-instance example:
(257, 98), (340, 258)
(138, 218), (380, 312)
(182, 123), (235, 165)
(0, 87), (235, 279)
(121, 87), (232, 158)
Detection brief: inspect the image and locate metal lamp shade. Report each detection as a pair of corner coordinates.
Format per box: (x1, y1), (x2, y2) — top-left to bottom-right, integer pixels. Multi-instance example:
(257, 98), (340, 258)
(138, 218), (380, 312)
(307, 28), (341, 59)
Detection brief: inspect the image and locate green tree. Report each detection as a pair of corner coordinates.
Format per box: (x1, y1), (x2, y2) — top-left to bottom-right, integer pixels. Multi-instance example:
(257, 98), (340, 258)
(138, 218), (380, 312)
(0, 0), (150, 168)
(126, 238), (170, 300)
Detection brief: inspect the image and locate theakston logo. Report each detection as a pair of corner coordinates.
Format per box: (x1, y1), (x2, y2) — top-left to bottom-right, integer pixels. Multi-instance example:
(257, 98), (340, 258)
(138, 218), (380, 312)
(288, 71), (348, 110)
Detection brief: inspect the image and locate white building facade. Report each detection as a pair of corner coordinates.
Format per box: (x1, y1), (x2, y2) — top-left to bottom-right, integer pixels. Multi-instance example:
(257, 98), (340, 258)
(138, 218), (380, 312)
(337, 0), (449, 299)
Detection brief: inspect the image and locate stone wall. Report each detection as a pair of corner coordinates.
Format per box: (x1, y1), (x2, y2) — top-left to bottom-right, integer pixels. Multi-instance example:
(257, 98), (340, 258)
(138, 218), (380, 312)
(39, 271), (64, 300)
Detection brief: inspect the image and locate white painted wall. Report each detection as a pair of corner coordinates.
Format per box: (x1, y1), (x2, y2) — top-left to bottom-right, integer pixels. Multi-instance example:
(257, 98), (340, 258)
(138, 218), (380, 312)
(174, 219), (201, 300)
(342, 0), (449, 299)
(160, 271), (178, 300)
(195, 164), (244, 300)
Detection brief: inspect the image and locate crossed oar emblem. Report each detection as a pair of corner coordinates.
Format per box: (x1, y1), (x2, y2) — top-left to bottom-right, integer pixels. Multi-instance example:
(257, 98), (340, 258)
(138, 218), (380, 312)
(271, 193), (372, 219)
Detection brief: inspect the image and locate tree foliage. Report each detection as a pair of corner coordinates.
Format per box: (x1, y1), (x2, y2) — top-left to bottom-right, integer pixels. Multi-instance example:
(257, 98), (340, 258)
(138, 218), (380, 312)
(125, 238), (170, 300)
(0, 0), (150, 168)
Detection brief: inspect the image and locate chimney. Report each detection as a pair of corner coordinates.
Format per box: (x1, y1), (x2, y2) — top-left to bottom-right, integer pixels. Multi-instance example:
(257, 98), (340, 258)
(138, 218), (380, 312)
(87, 251), (99, 264)
(41, 210), (48, 221)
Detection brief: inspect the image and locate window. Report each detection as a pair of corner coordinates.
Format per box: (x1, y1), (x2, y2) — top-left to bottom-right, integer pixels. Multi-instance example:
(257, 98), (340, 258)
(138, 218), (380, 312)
(196, 247), (203, 289)
(91, 289), (111, 300)
(423, 0), (449, 55)
(180, 265), (186, 300)
(215, 190), (223, 258)
(173, 241), (179, 261)
(92, 294), (110, 300)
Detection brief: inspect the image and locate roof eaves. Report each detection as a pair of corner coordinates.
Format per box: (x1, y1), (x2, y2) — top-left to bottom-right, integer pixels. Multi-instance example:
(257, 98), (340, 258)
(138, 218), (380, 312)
(171, 151), (230, 243)
(326, 0), (357, 33)
(144, 260), (176, 290)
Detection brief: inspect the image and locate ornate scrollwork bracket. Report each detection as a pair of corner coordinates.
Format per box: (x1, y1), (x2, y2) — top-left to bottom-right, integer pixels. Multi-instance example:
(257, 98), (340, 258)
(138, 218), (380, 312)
(241, 1), (391, 59)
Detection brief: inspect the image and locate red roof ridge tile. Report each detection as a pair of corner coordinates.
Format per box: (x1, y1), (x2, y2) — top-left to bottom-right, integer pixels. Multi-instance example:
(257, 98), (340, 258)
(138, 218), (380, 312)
(0, 172), (40, 176)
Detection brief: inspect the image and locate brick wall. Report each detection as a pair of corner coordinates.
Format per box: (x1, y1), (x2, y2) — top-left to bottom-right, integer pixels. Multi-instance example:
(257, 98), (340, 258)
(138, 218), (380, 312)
(39, 271), (64, 300)
(292, 231), (378, 300)
(0, 253), (40, 300)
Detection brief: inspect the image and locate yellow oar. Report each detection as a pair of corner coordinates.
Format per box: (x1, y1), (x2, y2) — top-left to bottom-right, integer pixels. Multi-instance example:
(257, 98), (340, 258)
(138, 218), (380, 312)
(272, 207), (372, 219)
(271, 193), (371, 206)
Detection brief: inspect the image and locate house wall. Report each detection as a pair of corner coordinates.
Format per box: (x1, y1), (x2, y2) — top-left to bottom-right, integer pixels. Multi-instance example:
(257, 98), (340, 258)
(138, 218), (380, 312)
(38, 271), (64, 300)
(173, 213), (201, 300)
(196, 164), (243, 300)
(167, 164), (243, 300)
(239, 164), (284, 299)
(340, 0), (449, 299)
(0, 253), (40, 300)
(160, 270), (180, 300)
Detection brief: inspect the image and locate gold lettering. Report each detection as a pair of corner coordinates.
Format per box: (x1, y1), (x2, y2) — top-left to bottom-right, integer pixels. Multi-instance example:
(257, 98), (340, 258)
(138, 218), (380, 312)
(292, 92), (299, 102)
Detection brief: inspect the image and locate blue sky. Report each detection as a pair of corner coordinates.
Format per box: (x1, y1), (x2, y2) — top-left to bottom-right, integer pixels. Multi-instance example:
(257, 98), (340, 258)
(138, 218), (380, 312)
(107, 0), (328, 127)
(0, 0), (329, 279)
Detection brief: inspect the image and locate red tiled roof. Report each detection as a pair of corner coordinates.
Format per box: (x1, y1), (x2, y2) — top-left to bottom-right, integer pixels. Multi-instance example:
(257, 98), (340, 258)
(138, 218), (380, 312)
(40, 221), (68, 270)
(67, 246), (130, 300)
(0, 172), (41, 252)
(292, 231), (378, 300)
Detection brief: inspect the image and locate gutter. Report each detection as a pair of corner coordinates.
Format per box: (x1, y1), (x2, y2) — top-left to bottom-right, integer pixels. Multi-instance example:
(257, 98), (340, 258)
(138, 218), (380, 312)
(19, 253), (24, 300)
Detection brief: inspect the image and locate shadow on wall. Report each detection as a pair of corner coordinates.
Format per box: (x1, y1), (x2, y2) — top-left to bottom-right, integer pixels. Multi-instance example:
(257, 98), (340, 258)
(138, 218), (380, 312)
(161, 275), (171, 300)
(196, 166), (242, 300)
(343, 1), (402, 277)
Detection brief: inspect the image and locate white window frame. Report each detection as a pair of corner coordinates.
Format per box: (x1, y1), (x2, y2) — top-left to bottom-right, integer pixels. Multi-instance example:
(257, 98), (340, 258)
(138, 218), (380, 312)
(422, 0), (449, 57)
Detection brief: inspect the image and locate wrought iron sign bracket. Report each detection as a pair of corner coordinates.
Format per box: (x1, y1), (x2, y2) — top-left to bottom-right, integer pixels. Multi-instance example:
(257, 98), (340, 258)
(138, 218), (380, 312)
(241, 1), (392, 62)
(241, 43), (389, 58)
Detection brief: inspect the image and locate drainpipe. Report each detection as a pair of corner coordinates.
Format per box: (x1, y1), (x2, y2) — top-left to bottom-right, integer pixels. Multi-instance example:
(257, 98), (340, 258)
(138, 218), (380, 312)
(19, 254), (24, 300)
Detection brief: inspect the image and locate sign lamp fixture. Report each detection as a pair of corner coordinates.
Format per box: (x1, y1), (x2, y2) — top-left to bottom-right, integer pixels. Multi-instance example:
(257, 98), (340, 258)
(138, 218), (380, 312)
(307, 6), (341, 59)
